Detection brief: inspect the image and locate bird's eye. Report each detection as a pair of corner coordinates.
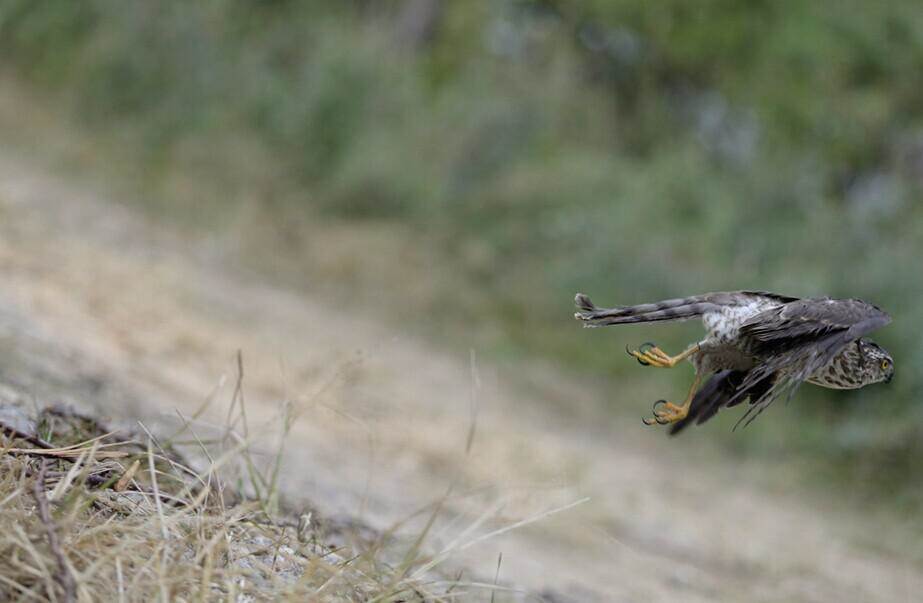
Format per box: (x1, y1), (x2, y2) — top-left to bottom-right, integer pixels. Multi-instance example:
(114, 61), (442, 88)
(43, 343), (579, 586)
(881, 360), (890, 370)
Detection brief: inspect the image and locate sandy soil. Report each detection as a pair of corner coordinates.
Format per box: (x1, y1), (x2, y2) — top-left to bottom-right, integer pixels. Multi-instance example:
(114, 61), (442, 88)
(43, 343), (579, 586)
(0, 151), (920, 602)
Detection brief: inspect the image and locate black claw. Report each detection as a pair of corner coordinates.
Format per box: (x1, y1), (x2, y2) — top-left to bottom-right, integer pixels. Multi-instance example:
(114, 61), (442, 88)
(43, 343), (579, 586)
(642, 417), (655, 426)
(651, 399), (668, 413)
(639, 341), (657, 353)
(655, 415), (671, 425)
(626, 344), (650, 365)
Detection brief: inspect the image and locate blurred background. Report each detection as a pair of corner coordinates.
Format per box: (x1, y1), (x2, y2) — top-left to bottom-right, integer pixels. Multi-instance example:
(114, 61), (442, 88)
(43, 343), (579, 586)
(1, 0), (922, 571)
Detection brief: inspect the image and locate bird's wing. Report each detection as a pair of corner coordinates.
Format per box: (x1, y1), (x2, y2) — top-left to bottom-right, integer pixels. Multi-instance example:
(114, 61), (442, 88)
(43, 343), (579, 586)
(740, 298), (890, 355)
(731, 298), (891, 428)
(668, 369), (776, 435)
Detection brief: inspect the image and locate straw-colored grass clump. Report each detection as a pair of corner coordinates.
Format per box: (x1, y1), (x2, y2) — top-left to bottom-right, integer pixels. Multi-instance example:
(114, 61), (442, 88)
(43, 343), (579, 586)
(0, 401), (443, 602)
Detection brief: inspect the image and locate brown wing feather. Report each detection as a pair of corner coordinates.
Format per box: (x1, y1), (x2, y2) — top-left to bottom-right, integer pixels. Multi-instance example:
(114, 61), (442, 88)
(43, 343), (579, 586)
(669, 369), (776, 435)
(740, 298), (890, 355)
(731, 298), (891, 427)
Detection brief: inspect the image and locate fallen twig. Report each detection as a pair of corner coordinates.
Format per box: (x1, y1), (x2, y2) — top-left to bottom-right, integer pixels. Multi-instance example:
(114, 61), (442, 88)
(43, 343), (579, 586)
(0, 420), (54, 449)
(32, 459), (77, 603)
(5, 446), (129, 459)
(115, 459), (141, 492)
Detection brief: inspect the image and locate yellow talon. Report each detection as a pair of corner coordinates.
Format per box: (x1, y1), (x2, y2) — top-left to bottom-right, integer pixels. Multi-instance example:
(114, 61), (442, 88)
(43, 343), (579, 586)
(649, 400), (688, 423)
(642, 373), (702, 427)
(627, 343), (698, 368)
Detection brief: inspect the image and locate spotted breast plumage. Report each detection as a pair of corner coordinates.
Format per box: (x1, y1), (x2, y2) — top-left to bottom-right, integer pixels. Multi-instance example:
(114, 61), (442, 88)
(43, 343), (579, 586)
(573, 291), (893, 433)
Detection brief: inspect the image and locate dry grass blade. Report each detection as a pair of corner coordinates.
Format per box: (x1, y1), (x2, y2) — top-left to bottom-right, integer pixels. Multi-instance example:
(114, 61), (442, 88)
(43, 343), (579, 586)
(410, 497), (591, 580)
(147, 439), (170, 542)
(3, 429), (130, 460)
(48, 442), (92, 502)
(490, 552), (502, 603)
(465, 349), (481, 456)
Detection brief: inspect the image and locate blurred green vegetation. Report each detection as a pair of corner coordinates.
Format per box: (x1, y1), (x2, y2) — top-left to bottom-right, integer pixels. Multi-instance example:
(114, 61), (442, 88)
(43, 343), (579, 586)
(2, 1), (922, 506)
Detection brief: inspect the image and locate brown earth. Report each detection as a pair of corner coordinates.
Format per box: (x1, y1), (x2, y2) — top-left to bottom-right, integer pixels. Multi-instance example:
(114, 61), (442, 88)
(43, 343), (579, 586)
(0, 150), (920, 602)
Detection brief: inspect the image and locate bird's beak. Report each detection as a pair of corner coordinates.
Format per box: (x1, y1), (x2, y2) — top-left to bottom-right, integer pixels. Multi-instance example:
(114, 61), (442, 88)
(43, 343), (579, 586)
(886, 372), (894, 384)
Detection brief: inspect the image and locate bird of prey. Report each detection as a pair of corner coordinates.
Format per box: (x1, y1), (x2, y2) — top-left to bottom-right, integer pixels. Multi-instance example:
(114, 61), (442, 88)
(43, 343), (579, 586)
(573, 291), (893, 433)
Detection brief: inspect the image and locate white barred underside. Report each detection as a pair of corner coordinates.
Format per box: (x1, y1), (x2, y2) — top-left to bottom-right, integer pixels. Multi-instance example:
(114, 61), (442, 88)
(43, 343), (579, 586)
(695, 297), (784, 373)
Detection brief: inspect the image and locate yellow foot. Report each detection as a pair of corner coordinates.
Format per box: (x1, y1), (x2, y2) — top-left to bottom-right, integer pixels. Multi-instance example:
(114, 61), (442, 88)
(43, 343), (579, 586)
(627, 342), (681, 368)
(642, 400), (689, 426)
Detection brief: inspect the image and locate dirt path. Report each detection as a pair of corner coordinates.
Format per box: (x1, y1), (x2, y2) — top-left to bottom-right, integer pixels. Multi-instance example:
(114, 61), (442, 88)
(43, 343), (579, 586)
(0, 151), (919, 602)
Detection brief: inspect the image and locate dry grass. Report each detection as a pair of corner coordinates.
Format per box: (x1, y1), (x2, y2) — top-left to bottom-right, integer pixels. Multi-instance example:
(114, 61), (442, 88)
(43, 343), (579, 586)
(0, 412), (436, 602)
(0, 394), (430, 601)
(0, 352), (589, 603)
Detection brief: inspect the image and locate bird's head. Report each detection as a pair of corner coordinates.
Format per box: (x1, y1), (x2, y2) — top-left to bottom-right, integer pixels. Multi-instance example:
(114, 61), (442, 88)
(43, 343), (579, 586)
(858, 339), (894, 384)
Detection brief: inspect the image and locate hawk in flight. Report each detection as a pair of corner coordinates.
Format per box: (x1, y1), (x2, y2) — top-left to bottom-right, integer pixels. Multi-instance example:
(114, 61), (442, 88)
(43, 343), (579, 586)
(574, 291), (893, 433)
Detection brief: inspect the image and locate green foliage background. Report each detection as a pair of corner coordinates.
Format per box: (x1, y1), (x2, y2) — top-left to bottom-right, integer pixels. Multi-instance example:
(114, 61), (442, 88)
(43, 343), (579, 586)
(2, 1), (922, 505)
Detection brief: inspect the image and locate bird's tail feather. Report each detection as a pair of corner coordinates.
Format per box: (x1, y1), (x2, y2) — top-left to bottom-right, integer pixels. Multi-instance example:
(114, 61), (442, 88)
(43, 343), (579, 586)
(574, 293), (719, 327)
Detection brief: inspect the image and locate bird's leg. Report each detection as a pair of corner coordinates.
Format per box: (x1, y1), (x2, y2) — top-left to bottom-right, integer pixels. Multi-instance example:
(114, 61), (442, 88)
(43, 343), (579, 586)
(627, 342), (700, 368)
(643, 373), (702, 426)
